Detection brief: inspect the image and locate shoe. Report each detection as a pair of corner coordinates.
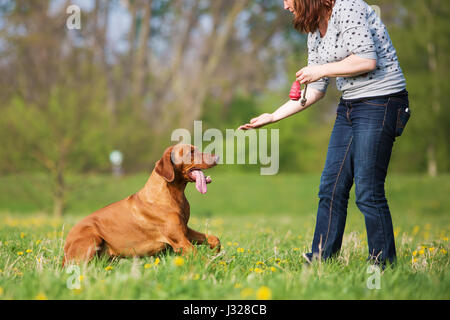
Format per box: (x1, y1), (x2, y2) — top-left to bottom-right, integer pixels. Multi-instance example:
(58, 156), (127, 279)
(302, 252), (313, 265)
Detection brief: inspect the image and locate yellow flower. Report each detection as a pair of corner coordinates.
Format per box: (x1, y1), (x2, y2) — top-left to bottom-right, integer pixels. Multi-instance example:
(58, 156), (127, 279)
(20, 232), (26, 239)
(154, 258), (160, 266)
(233, 242), (239, 247)
(17, 251), (24, 256)
(270, 267), (277, 272)
(26, 249), (33, 253)
(429, 247), (435, 252)
(293, 248), (300, 251)
(226, 241), (233, 246)
(234, 283), (242, 289)
(79, 275), (84, 282)
(412, 226), (420, 235)
(256, 261), (265, 266)
(442, 236), (449, 241)
(144, 263), (152, 269)
(35, 240), (41, 245)
(418, 249), (425, 255)
(193, 273), (200, 280)
(256, 286), (272, 300)
(254, 268), (263, 274)
(240, 288), (254, 299)
(412, 251), (417, 257)
(104, 266), (113, 271)
(173, 257), (185, 267)
(237, 247), (245, 253)
(35, 293), (48, 300)
(441, 249), (447, 254)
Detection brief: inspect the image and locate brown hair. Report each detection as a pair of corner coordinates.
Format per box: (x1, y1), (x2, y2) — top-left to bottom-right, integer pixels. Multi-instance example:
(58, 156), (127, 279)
(292, 0), (335, 34)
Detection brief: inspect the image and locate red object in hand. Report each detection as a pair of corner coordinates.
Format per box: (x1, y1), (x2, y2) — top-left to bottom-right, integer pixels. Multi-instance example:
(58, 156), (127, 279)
(289, 81), (301, 101)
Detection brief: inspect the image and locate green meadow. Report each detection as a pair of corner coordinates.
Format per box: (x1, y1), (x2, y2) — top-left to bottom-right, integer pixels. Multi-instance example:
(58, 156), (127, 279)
(0, 172), (449, 300)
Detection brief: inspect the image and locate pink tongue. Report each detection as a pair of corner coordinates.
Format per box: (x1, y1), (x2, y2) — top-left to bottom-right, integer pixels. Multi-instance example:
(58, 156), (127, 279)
(192, 170), (207, 194)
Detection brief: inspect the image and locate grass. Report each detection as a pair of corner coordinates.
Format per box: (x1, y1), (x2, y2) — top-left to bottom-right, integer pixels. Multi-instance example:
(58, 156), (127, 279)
(0, 171), (449, 300)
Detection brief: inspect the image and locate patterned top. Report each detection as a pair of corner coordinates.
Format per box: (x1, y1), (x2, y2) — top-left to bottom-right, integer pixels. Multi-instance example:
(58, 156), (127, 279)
(307, 0), (406, 99)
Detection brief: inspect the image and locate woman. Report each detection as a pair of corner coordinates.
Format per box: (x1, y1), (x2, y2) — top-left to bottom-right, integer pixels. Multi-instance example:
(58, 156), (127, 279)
(239, 0), (410, 266)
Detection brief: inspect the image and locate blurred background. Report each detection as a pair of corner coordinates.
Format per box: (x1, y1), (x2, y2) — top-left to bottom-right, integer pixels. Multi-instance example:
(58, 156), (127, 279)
(0, 0), (448, 217)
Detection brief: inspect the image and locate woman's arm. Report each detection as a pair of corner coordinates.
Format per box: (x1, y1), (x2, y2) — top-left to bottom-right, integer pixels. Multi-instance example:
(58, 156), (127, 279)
(296, 54), (377, 84)
(238, 88), (325, 130)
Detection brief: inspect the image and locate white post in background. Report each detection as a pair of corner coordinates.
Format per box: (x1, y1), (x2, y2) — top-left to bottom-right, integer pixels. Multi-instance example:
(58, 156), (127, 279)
(110, 150), (124, 177)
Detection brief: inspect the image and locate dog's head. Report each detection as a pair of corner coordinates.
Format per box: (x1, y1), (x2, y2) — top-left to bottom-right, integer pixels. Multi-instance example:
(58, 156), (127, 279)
(155, 144), (219, 194)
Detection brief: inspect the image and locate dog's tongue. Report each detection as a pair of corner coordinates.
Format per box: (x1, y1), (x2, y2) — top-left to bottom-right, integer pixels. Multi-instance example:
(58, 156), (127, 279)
(191, 170), (207, 194)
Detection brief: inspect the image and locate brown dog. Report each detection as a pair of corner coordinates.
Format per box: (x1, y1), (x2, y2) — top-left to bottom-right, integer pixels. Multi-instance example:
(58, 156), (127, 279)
(63, 144), (220, 266)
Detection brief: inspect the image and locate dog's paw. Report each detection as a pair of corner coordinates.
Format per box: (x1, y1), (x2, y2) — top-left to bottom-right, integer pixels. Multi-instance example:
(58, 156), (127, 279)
(207, 235), (221, 252)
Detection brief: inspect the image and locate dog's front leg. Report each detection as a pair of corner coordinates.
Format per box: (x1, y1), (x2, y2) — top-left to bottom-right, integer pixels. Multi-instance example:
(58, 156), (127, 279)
(187, 227), (221, 253)
(161, 215), (196, 256)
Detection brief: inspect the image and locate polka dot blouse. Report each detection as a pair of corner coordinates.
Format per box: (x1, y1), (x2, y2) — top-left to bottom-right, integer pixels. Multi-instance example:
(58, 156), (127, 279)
(307, 0), (406, 99)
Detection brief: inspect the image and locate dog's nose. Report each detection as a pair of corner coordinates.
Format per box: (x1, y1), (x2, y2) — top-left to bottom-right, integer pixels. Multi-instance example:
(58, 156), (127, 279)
(214, 155), (220, 163)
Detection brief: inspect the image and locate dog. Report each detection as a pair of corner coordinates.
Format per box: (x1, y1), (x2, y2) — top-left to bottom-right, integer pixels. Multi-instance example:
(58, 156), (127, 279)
(62, 144), (221, 266)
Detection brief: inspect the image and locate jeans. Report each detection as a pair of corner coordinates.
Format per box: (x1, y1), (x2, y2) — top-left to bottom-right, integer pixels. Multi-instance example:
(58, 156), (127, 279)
(306, 90), (410, 265)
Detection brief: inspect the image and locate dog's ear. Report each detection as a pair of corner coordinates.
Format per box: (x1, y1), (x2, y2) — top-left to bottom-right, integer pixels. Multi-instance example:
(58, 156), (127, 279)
(155, 146), (175, 182)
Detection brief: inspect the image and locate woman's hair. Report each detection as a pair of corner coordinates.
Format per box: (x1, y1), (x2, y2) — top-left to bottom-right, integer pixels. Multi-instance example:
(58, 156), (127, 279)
(292, 0), (335, 33)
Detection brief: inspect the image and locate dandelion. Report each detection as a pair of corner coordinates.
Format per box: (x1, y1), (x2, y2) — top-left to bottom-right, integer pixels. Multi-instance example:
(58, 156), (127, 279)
(256, 261), (265, 266)
(79, 275), (84, 282)
(35, 240), (41, 245)
(418, 249), (425, 255)
(35, 293), (48, 300)
(412, 251), (417, 257)
(429, 247), (435, 253)
(233, 242), (239, 247)
(26, 249), (33, 253)
(173, 257), (185, 267)
(105, 266), (113, 271)
(20, 232), (26, 239)
(254, 268), (263, 274)
(193, 274), (200, 280)
(237, 248), (245, 253)
(226, 241), (233, 246)
(17, 251), (24, 256)
(256, 286), (272, 300)
(441, 249), (447, 254)
(144, 263), (152, 269)
(270, 267), (277, 272)
(442, 236), (448, 241)
(154, 258), (160, 266)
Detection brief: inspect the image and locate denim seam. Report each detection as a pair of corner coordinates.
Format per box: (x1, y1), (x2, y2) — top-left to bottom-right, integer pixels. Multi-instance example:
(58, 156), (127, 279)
(381, 98), (390, 129)
(323, 135), (353, 254)
(369, 117), (389, 261)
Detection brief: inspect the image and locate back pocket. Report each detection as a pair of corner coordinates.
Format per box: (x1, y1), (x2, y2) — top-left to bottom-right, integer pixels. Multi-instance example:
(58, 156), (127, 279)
(396, 107), (411, 137)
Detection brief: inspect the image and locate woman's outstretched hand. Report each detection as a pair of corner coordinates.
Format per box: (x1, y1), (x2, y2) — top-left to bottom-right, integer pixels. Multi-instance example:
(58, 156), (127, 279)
(238, 113), (274, 130)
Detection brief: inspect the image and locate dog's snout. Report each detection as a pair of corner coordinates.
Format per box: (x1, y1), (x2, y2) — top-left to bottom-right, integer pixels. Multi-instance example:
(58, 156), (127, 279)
(213, 155), (220, 163)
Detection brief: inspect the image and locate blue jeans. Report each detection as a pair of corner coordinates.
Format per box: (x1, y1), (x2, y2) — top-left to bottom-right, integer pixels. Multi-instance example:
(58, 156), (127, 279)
(306, 90), (410, 264)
